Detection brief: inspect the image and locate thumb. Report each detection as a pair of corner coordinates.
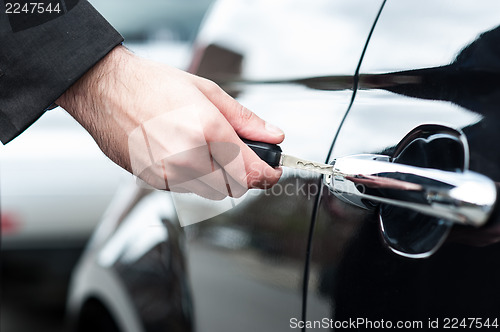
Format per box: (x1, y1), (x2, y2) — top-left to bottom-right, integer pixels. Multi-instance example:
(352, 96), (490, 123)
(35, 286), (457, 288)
(199, 80), (285, 143)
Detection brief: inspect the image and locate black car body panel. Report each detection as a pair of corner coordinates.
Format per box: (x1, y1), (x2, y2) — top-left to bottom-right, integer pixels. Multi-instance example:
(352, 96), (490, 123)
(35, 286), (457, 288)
(306, 1), (500, 328)
(69, 1), (500, 331)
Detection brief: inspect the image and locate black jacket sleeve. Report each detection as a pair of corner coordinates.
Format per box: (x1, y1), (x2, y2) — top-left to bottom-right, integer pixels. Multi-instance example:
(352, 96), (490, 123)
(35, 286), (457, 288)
(0, 0), (123, 143)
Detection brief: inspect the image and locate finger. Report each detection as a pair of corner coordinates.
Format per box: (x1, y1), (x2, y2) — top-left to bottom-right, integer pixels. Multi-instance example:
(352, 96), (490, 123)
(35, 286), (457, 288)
(204, 114), (283, 189)
(221, 143), (283, 190)
(208, 142), (249, 198)
(198, 79), (285, 144)
(244, 161), (283, 189)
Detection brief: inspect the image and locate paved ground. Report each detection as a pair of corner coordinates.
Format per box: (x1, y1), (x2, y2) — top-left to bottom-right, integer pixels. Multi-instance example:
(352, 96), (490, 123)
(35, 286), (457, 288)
(1, 247), (83, 332)
(1, 303), (66, 332)
(188, 242), (330, 332)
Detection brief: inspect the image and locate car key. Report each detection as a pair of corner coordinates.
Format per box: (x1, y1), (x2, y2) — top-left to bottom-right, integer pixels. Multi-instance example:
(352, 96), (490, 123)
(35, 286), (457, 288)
(242, 139), (334, 175)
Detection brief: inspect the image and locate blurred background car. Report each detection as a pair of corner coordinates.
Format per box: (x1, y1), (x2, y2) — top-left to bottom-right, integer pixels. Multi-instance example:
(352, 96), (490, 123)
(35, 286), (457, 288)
(66, 0), (500, 331)
(0, 1), (214, 331)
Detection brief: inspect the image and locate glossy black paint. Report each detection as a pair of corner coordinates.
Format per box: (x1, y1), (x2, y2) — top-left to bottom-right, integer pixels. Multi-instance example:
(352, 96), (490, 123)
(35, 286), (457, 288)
(361, 25), (500, 249)
(307, 4), (500, 327)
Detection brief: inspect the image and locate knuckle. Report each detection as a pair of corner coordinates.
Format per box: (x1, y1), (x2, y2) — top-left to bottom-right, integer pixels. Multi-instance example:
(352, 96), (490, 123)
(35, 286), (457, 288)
(238, 104), (253, 123)
(204, 116), (225, 139)
(202, 79), (220, 95)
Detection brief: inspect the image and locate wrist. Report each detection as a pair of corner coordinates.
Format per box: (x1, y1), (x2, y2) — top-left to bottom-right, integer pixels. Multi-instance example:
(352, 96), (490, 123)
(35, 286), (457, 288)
(56, 45), (131, 130)
(56, 45), (136, 171)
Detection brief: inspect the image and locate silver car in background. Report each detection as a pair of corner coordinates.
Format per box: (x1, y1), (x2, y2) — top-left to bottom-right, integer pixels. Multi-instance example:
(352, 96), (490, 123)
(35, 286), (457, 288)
(0, 1), (214, 331)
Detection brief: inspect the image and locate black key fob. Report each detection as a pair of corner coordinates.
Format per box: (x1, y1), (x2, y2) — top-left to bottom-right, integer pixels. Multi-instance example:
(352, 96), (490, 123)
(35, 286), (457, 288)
(241, 138), (282, 167)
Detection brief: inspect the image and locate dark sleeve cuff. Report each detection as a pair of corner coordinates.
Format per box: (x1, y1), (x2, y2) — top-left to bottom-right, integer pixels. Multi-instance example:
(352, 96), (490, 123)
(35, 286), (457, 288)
(0, 0), (123, 144)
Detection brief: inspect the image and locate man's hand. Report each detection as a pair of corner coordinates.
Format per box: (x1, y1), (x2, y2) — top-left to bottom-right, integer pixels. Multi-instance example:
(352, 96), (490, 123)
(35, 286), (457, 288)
(56, 45), (284, 199)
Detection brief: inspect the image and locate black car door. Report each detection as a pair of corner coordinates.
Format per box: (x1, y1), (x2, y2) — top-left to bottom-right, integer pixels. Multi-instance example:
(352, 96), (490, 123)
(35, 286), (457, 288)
(185, 1), (385, 331)
(306, 1), (500, 330)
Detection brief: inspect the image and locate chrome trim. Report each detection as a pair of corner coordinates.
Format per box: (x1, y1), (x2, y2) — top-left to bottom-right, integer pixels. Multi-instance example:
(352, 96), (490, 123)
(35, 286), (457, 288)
(378, 213), (453, 259)
(324, 154), (497, 227)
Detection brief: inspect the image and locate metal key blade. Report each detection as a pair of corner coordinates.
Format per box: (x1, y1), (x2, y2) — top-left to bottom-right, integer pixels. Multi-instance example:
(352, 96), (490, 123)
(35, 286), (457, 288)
(241, 138), (334, 175)
(280, 154), (334, 175)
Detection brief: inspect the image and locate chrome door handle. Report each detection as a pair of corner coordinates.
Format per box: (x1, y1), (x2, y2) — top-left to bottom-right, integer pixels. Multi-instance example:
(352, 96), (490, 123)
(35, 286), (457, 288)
(324, 154), (497, 227)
